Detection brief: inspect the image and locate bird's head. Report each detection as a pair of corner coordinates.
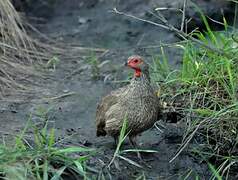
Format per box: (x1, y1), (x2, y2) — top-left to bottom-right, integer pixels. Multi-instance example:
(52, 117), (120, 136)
(125, 55), (149, 78)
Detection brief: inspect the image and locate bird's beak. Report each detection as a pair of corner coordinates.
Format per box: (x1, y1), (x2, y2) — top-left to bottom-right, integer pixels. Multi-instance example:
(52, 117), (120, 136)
(124, 61), (128, 66)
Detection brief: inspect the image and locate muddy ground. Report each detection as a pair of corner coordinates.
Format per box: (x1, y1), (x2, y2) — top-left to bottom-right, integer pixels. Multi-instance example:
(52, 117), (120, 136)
(1, 0), (236, 179)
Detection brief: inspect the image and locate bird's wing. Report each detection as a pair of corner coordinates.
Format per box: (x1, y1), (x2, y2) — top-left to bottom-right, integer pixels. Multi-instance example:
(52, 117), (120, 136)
(96, 86), (126, 136)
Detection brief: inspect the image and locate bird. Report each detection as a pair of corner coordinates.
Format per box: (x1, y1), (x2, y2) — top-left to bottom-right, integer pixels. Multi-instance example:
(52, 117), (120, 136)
(96, 55), (160, 152)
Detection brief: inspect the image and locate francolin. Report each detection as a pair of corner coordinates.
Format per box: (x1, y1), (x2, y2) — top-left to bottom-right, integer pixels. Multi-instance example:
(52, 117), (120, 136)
(96, 55), (160, 150)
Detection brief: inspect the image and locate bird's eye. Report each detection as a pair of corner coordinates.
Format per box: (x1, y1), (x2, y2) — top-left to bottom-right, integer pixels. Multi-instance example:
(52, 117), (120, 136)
(134, 59), (139, 63)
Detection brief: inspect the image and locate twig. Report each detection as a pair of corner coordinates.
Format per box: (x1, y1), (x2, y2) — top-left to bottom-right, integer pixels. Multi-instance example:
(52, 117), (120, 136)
(180, 0), (188, 31)
(155, 7), (183, 13)
(22, 138), (34, 149)
(112, 8), (233, 59)
(206, 16), (225, 26)
(233, 3), (238, 28)
(45, 92), (77, 100)
(112, 8), (170, 31)
(136, 33), (145, 46)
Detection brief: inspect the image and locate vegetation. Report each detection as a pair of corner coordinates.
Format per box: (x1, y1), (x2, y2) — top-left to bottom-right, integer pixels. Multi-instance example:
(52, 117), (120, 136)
(107, 119), (157, 169)
(0, 0), (86, 97)
(87, 54), (101, 80)
(0, 0), (52, 96)
(151, 14), (238, 179)
(0, 109), (95, 180)
(1, 0), (238, 179)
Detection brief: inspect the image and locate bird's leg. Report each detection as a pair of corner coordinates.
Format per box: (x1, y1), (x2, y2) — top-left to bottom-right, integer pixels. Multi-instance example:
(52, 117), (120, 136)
(113, 136), (118, 147)
(129, 136), (153, 169)
(129, 136), (142, 160)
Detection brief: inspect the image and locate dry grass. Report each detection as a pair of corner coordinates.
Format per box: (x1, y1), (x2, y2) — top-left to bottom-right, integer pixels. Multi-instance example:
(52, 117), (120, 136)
(0, 0), (106, 98)
(0, 0), (47, 96)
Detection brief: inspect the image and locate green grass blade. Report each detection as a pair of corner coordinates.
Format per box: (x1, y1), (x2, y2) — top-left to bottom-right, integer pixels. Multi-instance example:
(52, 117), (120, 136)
(208, 163), (223, 180)
(43, 160), (48, 180)
(51, 166), (66, 180)
(223, 16), (228, 32)
(115, 118), (129, 154)
(194, 4), (218, 46)
(55, 147), (94, 154)
(74, 160), (86, 176)
(48, 128), (55, 148)
(121, 149), (158, 153)
(117, 155), (142, 168)
(34, 159), (41, 180)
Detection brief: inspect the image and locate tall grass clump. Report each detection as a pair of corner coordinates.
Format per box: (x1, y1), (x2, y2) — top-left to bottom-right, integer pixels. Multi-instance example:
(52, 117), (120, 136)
(152, 16), (238, 178)
(0, 0), (80, 97)
(0, 0), (52, 96)
(0, 1), (36, 90)
(0, 0), (105, 97)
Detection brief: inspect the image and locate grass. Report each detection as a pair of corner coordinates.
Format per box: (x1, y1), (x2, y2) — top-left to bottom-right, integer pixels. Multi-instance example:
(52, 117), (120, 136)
(0, 0), (44, 94)
(0, 0), (64, 96)
(3, 0), (238, 179)
(45, 56), (60, 71)
(108, 118), (142, 169)
(107, 118), (158, 170)
(0, 0), (95, 97)
(87, 54), (101, 80)
(0, 110), (95, 180)
(151, 12), (238, 179)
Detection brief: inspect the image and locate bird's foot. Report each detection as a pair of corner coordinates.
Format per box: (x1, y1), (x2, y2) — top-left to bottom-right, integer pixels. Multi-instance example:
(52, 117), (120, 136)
(135, 152), (152, 169)
(139, 159), (152, 169)
(129, 136), (152, 168)
(137, 151), (142, 160)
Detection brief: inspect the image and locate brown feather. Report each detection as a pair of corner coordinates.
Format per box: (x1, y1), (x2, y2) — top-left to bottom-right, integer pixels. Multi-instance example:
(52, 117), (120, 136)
(96, 87), (127, 136)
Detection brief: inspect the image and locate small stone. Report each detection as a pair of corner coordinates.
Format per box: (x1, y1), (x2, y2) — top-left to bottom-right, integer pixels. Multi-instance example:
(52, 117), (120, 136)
(82, 140), (92, 146)
(63, 89), (69, 93)
(78, 17), (87, 24)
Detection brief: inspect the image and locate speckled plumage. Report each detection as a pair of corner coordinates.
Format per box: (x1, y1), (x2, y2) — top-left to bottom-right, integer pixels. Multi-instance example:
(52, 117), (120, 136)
(96, 56), (160, 142)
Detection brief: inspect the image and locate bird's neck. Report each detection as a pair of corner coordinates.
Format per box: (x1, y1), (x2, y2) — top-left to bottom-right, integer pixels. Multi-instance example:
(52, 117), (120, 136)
(133, 69), (150, 83)
(134, 68), (142, 78)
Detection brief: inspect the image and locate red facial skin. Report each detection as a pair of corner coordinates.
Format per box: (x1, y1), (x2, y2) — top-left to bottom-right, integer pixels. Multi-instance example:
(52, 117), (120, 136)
(127, 56), (143, 77)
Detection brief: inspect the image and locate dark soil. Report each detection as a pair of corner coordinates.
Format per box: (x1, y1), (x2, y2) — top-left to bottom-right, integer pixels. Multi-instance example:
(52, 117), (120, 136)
(2, 0), (235, 179)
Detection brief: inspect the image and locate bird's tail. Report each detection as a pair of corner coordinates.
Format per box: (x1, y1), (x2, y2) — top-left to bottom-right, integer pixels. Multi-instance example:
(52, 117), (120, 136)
(96, 128), (107, 136)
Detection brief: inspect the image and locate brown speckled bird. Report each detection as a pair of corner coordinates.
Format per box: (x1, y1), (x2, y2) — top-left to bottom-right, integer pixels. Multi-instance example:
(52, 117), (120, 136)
(96, 55), (160, 148)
